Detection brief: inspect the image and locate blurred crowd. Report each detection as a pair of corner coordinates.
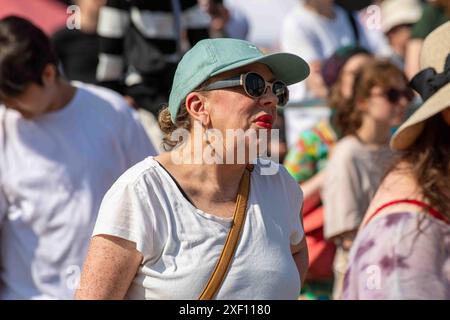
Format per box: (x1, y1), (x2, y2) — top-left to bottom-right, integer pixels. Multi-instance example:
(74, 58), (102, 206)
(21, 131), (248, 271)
(0, 0), (449, 300)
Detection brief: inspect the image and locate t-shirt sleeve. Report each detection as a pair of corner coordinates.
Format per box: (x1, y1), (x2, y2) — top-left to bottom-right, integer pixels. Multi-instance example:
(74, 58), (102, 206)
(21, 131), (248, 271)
(119, 103), (158, 166)
(279, 165), (305, 246)
(92, 172), (164, 261)
(322, 146), (363, 239)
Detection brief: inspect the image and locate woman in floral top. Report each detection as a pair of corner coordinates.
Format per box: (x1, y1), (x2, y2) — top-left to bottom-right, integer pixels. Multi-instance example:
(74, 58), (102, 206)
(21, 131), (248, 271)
(342, 22), (450, 300)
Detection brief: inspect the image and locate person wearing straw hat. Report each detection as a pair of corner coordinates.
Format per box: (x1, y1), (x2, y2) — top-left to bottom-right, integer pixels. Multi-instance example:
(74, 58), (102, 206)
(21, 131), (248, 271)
(75, 38), (310, 299)
(380, 0), (423, 69)
(342, 21), (450, 300)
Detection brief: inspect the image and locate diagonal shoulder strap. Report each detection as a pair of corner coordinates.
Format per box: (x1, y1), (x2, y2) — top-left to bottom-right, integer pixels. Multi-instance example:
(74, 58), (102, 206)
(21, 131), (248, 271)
(198, 164), (254, 300)
(362, 199), (449, 229)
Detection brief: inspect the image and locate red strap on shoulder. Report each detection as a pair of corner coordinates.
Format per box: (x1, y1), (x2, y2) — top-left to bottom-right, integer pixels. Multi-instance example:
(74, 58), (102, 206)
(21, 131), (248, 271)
(363, 199), (449, 227)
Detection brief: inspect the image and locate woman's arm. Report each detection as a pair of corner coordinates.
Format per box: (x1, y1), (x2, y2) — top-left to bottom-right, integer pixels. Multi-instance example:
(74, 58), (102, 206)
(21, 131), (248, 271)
(75, 234), (143, 300)
(404, 39), (423, 80)
(299, 170), (325, 214)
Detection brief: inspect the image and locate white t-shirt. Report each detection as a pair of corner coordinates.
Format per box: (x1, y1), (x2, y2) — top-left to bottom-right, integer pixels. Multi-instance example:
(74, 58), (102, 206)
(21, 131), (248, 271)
(225, 0), (298, 52)
(280, 4), (372, 102)
(93, 157), (304, 299)
(0, 82), (157, 299)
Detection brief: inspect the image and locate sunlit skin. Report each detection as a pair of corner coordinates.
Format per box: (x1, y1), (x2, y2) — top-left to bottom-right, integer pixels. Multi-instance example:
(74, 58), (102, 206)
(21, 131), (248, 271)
(366, 83), (410, 128)
(194, 62), (278, 133)
(356, 77), (411, 146)
(386, 25), (413, 58)
(75, 0), (107, 33)
(181, 62), (279, 164)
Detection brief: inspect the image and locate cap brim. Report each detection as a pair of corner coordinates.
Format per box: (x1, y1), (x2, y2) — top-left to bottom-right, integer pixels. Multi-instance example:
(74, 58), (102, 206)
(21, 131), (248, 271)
(210, 52), (310, 86)
(390, 83), (450, 150)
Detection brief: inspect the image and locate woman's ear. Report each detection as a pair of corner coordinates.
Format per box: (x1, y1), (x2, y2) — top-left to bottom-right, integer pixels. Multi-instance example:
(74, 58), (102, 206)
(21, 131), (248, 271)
(185, 92), (210, 126)
(41, 64), (58, 87)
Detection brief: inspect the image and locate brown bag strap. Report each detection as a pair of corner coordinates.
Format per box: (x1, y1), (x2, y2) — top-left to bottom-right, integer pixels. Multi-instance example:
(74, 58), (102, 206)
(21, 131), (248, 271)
(198, 164), (254, 300)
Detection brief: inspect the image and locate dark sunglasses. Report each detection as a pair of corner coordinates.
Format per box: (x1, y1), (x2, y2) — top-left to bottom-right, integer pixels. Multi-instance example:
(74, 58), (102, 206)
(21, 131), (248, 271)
(199, 72), (289, 106)
(383, 88), (414, 103)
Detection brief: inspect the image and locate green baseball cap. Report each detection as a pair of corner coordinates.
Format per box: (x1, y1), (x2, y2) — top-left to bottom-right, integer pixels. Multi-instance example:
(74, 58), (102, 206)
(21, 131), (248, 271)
(168, 38), (310, 123)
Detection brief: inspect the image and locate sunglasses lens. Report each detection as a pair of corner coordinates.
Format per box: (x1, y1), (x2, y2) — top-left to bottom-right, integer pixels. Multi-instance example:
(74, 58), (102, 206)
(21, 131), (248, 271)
(245, 73), (266, 97)
(272, 81), (288, 106)
(386, 89), (400, 103)
(386, 88), (414, 103)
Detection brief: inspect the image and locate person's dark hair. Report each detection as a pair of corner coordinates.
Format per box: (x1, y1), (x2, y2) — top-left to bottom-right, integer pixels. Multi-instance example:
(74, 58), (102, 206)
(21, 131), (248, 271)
(0, 16), (59, 98)
(336, 59), (410, 136)
(389, 114), (450, 219)
(324, 47), (372, 138)
(321, 46), (370, 89)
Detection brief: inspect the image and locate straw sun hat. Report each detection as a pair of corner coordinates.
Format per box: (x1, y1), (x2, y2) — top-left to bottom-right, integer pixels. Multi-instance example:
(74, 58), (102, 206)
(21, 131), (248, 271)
(390, 21), (450, 150)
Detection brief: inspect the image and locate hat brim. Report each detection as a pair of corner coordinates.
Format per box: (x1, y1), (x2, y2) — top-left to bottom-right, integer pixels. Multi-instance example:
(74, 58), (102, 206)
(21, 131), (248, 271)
(390, 82), (450, 150)
(210, 52), (310, 86)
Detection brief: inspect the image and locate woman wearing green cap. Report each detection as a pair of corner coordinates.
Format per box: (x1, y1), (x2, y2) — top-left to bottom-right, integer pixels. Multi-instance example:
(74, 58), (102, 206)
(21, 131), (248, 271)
(75, 38), (310, 299)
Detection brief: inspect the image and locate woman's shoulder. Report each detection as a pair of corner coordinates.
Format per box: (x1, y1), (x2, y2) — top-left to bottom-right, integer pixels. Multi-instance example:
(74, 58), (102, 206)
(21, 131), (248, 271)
(352, 209), (450, 272)
(328, 135), (361, 162)
(364, 165), (420, 217)
(111, 156), (163, 189)
(344, 208), (450, 299)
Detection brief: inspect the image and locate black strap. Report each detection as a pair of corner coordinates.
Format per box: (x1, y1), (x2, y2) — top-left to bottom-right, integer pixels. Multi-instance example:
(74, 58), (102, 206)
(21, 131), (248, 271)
(409, 54), (450, 101)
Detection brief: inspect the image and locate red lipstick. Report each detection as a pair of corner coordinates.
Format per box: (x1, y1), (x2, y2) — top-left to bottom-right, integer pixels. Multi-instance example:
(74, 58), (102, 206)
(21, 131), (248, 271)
(255, 114), (273, 129)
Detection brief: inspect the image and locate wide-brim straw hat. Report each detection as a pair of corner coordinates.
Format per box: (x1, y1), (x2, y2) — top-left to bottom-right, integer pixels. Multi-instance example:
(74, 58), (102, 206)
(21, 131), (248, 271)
(390, 21), (450, 150)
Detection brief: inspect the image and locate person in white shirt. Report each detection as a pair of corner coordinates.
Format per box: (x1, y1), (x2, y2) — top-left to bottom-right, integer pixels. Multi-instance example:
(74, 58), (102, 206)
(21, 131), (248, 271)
(0, 16), (157, 299)
(280, 0), (384, 102)
(75, 38), (310, 300)
(225, 0), (298, 52)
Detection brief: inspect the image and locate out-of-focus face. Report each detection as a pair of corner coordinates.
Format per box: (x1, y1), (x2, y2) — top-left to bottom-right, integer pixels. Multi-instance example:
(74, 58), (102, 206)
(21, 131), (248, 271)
(386, 25), (413, 58)
(364, 78), (412, 127)
(339, 54), (371, 99)
(1, 83), (54, 119)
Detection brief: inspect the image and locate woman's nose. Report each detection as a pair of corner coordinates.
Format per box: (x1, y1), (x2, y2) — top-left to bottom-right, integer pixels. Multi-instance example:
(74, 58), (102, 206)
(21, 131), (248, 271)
(259, 86), (278, 108)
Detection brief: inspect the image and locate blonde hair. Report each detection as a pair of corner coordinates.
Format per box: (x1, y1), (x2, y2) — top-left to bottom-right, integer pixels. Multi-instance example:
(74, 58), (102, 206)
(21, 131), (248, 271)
(158, 103), (192, 151)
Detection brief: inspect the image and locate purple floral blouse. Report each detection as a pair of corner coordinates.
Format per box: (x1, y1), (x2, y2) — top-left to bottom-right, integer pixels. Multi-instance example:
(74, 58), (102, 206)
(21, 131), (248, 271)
(342, 211), (450, 299)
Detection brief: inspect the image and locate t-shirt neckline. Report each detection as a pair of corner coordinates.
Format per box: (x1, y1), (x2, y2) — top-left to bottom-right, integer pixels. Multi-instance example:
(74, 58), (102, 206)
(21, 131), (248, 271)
(149, 157), (234, 225)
